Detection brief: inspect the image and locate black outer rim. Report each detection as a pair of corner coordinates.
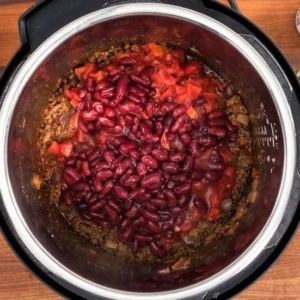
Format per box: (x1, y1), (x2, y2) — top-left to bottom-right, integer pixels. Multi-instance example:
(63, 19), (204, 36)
(0, 1), (299, 299)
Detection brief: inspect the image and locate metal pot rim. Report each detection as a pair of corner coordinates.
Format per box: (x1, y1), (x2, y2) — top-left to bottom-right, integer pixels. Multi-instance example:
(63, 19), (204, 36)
(0, 3), (296, 299)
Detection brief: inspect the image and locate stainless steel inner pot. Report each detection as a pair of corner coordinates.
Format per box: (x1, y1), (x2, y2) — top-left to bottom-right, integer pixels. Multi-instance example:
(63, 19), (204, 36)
(0, 3), (297, 300)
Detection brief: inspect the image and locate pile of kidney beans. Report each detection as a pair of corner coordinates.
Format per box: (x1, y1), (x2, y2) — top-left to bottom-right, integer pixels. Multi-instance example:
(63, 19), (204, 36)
(58, 46), (237, 258)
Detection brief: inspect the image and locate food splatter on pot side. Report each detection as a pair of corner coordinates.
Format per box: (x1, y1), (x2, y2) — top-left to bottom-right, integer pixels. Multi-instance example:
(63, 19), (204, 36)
(37, 43), (253, 262)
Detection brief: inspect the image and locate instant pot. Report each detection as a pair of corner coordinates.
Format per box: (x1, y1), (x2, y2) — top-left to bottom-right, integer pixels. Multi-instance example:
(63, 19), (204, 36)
(1, 0), (300, 299)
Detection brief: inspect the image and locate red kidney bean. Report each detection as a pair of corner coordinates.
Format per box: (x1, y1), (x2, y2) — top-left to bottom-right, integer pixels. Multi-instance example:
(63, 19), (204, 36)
(85, 77), (95, 92)
(78, 118), (89, 133)
(131, 240), (140, 254)
(126, 205), (138, 218)
(75, 160), (82, 171)
(123, 175), (141, 188)
(103, 107), (116, 118)
(129, 85), (146, 98)
(95, 81), (111, 91)
(63, 190), (74, 205)
(117, 101), (143, 114)
(170, 206), (186, 216)
(74, 191), (86, 201)
(141, 173), (162, 190)
(100, 86), (115, 98)
(89, 201), (105, 213)
(161, 222), (173, 232)
(141, 155), (158, 169)
(162, 162), (180, 174)
(172, 104), (186, 118)
(108, 199), (122, 212)
(98, 117), (115, 127)
(73, 182), (90, 192)
(208, 126), (227, 138)
(104, 205), (119, 223)
(112, 184), (128, 199)
(183, 156), (194, 172)
(114, 75), (129, 102)
(118, 141), (136, 155)
(129, 74), (150, 87)
(169, 152), (186, 163)
(84, 92), (93, 103)
(159, 212), (172, 222)
(171, 115), (188, 133)
(149, 241), (166, 258)
(208, 108), (226, 120)
(115, 158), (131, 175)
(77, 101), (86, 112)
(139, 122), (152, 138)
(119, 217), (132, 230)
(79, 89), (88, 99)
(91, 102), (104, 115)
(77, 203), (88, 212)
(191, 170), (204, 180)
(124, 114), (134, 125)
(85, 193), (98, 205)
(140, 143), (153, 156)
(139, 66), (155, 79)
(170, 174), (187, 183)
(198, 135), (217, 147)
(145, 102), (154, 118)
(151, 149), (168, 161)
(177, 194), (190, 208)
(208, 118), (226, 127)
(89, 212), (105, 220)
(118, 57), (136, 66)
(94, 161), (110, 172)
(95, 169), (113, 180)
(194, 198), (209, 215)
(154, 121), (163, 136)
(224, 118), (235, 132)
(87, 148), (101, 162)
(205, 170), (223, 182)
(64, 167), (81, 184)
(163, 189), (177, 207)
(209, 162), (225, 171)
(179, 123), (193, 134)
(108, 65), (125, 77)
(142, 210), (160, 222)
(101, 150), (114, 166)
(130, 150), (141, 161)
(147, 221), (161, 233)
(189, 140), (202, 157)
(150, 197), (168, 207)
(65, 157), (76, 166)
(129, 187), (146, 200)
(161, 102), (177, 115)
(179, 133), (192, 146)
(82, 161), (91, 176)
(118, 225), (135, 243)
(174, 216), (184, 228)
(134, 234), (153, 242)
(136, 163), (148, 176)
(174, 183), (192, 195)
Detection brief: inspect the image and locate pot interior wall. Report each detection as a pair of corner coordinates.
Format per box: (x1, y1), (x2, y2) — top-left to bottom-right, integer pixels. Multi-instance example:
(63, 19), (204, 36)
(6, 14), (283, 292)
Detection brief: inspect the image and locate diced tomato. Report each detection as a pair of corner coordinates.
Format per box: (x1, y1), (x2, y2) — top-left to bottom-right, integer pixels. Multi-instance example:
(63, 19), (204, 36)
(146, 43), (167, 57)
(170, 49), (185, 62)
(64, 88), (81, 107)
(218, 144), (232, 163)
(184, 61), (202, 76)
(174, 80), (202, 106)
(58, 141), (73, 157)
(74, 63), (97, 81)
(186, 106), (199, 119)
(202, 92), (219, 101)
(89, 70), (106, 82)
(160, 131), (171, 151)
(95, 130), (110, 145)
(69, 113), (79, 130)
(48, 141), (60, 155)
(48, 140), (73, 157)
(160, 86), (174, 101)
